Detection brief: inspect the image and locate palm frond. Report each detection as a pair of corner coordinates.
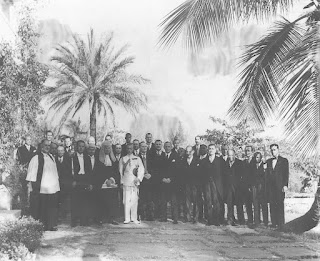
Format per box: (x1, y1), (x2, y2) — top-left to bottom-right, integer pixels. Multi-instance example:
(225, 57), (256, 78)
(228, 18), (306, 128)
(159, 0), (296, 51)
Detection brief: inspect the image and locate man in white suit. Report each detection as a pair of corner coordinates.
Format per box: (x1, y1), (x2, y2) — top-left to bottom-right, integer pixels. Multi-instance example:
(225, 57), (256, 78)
(119, 143), (144, 224)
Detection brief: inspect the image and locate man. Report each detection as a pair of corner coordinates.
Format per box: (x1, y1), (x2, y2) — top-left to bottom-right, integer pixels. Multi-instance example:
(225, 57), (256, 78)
(242, 145), (254, 225)
(172, 138), (180, 154)
(26, 139), (60, 231)
(200, 144), (224, 225)
(198, 144), (208, 220)
(149, 140), (165, 218)
(160, 141), (179, 223)
(105, 134), (116, 153)
(71, 140), (93, 227)
(192, 136), (202, 158)
(221, 145), (228, 161)
(138, 141), (155, 220)
(37, 130), (54, 152)
(121, 133), (132, 156)
(87, 136), (100, 157)
(119, 143), (144, 224)
(55, 145), (73, 220)
(225, 149), (245, 226)
(181, 146), (201, 223)
(50, 142), (58, 157)
(267, 144), (289, 229)
(133, 139), (140, 156)
(199, 144), (208, 160)
(145, 133), (156, 154)
(64, 136), (73, 156)
(17, 136), (37, 165)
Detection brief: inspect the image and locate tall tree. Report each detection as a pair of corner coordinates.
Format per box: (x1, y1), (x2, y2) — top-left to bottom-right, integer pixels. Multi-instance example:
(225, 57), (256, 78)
(44, 29), (149, 140)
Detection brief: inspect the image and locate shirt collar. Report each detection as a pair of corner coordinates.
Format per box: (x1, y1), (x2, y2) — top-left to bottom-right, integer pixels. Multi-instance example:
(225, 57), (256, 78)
(77, 152), (83, 157)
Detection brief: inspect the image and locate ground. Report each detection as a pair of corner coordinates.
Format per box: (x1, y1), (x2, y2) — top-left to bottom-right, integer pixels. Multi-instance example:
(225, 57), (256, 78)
(36, 198), (320, 261)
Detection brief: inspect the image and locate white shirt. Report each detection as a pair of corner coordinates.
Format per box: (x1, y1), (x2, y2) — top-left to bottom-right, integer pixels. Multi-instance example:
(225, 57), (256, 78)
(187, 157), (193, 165)
(89, 155), (95, 169)
(223, 155), (228, 161)
(119, 154), (144, 186)
(134, 149), (140, 156)
(26, 153), (60, 194)
(165, 152), (171, 159)
(25, 144), (31, 151)
(104, 155), (112, 166)
(77, 153), (85, 174)
(115, 154), (121, 161)
(200, 154), (207, 160)
(58, 156), (63, 163)
(209, 155), (215, 163)
(272, 157), (278, 169)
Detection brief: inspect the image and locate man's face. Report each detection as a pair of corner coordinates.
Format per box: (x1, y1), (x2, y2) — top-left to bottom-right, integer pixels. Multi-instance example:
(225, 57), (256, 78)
(77, 142), (85, 154)
(155, 141), (162, 151)
(186, 147), (194, 158)
(46, 132), (53, 141)
(126, 145), (133, 155)
(50, 143), (58, 155)
(195, 136), (201, 145)
(164, 142), (172, 153)
(104, 145), (111, 154)
(228, 150), (235, 162)
(25, 137), (31, 145)
(173, 139), (180, 149)
(270, 146), (279, 158)
(133, 140), (139, 150)
(125, 134), (132, 143)
(88, 137), (95, 145)
(88, 147), (96, 156)
(199, 146), (207, 156)
(105, 135), (112, 142)
(255, 153), (262, 163)
(42, 140), (51, 154)
(208, 146), (216, 156)
(57, 146), (65, 157)
(221, 147), (227, 156)
(140, 143), (147, 153)
(65, 138), (71, 147)
(146, 134), (152, 144)
(115, 145), (122, 155)
(245, 146), (253, 158)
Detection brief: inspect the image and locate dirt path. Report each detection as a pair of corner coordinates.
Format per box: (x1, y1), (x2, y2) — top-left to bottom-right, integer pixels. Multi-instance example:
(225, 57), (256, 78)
(36, 221), (320, 261)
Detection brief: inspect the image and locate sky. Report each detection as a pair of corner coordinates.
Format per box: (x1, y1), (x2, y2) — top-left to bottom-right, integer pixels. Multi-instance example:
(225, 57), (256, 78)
(1, 0), (310, 142)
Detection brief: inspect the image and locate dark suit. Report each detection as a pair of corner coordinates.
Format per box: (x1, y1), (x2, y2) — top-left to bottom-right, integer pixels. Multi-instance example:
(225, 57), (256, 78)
(121, 143), (130, 157)
(181, 157), (201, 222)
(267, 156), (289, 228)
(250, 162), (269, 225)
(17, 145), (36, 165)
(159, 151), (179, 222)
(146, 143), (156, 155)
(71, 153), (94, 226)
(242, 158), (254, 224)
(225, 158), (245, 224)
(200, 156), (224, 225)
(56, 155), (73, 219)
(192, 145), (201, 158)
(138, 152), (155, 220)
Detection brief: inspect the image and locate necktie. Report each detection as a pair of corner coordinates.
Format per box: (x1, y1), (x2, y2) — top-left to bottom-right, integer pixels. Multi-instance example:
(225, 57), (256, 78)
(167, 154), (169, 159)
(59, 157), (63, 163)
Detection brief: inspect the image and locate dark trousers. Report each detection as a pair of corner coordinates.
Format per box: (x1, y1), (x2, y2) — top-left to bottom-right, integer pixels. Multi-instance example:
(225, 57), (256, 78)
(270, 188), (285, 228)
(30, 192), (58, 230)
(243, 188), (253, 224)
(71, 188), (93, 226)
(185, 184), (201, 222)
(160, 184), (178, 222)
(226, 188), (245, 224)
(104, 188), (120, 222)
(252, 186), (269, 225)
(58, 190), (71, 220)
(204, 180), (220, 225)
(139, 184), (155, 220)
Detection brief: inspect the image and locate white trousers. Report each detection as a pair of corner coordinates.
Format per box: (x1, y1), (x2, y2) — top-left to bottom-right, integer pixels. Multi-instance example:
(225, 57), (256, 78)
(123, 186), (139, 222)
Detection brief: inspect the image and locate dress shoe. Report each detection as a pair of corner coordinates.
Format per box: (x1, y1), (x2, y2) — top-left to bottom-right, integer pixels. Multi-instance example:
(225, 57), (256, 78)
(123, 220), (130, 224)
(132, 220), (141, 224)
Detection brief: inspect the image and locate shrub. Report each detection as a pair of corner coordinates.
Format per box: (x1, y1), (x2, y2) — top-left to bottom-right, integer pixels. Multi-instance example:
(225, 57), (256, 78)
(0, 216), (43, 259)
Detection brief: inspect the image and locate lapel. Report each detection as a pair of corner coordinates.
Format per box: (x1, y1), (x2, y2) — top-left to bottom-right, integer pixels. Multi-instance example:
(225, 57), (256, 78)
(273, 156), (282, 171)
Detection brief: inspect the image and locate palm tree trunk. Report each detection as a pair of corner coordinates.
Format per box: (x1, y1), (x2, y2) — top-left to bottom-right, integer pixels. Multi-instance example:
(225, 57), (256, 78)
(90, 97), (97, 141)
(281, 185), (320, 234)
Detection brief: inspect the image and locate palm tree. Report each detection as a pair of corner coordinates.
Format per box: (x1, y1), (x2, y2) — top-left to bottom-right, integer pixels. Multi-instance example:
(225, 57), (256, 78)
(160, 0), (320, 233)
(43, 29), (149, 140)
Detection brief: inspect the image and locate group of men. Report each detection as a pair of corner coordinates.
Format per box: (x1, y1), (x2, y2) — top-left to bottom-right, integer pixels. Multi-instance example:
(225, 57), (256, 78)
(16, 130), (289, 231)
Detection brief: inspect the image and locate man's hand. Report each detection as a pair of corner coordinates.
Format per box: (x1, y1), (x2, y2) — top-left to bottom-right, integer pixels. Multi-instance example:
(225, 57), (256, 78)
(134, 177), (140, 186)
(282, 186), (288, 193)
(167, 178), (171, 183)
(72, 181), (77, 188)
(144, 173), (151, 180)
(162, 178), (167, 183)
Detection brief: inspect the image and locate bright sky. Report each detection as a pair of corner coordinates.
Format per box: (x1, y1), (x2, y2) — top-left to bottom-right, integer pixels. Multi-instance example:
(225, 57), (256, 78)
(7, 0), (310, 141)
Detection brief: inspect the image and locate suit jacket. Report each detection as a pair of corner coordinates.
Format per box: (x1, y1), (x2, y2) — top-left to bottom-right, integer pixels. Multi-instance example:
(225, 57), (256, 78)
(121, 143), (129, 157)
(149, 150), (166, 184)
(200, 156), (224, 198)
(266, 156), (289, 192)
(161, 151), (179, 184)
(139, 153), (152, 185)
(55, 154), (73, 191)
(180, 157), (200, 185)
(242, 158), (254, 189)
(113, 155), (122, 185)
(250, 162), (268, 193)
(192, 145), (201, 158)
(72, 153), (93, 189)
(224, 158), (244, 203)
(17, 145), (37, 165)
(146, 143), (156, 154)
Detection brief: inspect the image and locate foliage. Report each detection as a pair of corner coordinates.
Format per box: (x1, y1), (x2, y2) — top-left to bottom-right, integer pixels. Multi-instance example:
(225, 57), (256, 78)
(43, 29), (149, 140)
(0, 216), (43, 260)
(159, 0), (295, 51)
(0, 1), (48, 174)
(168, 121), (187, 145)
